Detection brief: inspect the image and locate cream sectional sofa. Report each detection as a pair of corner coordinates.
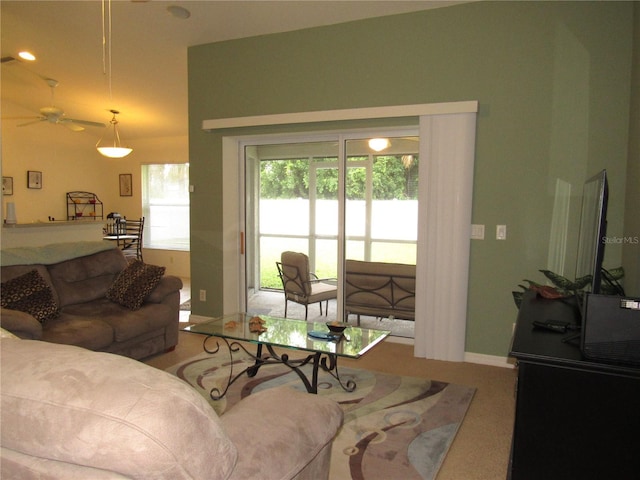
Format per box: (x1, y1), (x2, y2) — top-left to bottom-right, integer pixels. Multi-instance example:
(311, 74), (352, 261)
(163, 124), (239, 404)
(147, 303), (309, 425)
(0, 241), (182, 359)
(0, 335), (343, 479)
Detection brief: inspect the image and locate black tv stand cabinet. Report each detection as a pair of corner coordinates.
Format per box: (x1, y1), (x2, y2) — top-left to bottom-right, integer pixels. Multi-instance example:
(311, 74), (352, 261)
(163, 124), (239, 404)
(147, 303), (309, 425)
(508, 291), (640, 480)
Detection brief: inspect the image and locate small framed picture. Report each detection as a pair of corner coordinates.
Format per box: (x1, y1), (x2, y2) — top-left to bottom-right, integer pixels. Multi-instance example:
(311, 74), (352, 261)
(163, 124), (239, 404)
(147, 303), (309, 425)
(27, 171), (42, 189)
(2, 177), (13, 196)
(119, 173), (132, 196)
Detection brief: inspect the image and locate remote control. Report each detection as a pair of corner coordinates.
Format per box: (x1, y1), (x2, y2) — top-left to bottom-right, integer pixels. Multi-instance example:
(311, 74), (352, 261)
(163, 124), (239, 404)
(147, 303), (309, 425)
(532, 319), (570, 333)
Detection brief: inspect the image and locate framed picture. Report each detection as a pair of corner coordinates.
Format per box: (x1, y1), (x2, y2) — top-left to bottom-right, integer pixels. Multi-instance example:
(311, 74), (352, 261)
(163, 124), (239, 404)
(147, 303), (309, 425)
(2, 177), (13, 196)
(119, 173), (132, 196)
(27, 171), (42, 189)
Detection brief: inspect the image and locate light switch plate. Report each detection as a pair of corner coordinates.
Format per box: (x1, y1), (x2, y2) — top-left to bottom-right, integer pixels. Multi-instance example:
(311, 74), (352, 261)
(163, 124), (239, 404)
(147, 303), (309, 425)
(471, 224), (485, 240)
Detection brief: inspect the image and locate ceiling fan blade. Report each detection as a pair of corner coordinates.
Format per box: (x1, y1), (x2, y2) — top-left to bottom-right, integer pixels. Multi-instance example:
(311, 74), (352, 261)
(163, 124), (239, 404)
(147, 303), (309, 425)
(2, 115), (42, 120)
(17, 118), (46, 127)
(61, 122), (85, 132)
(64, 118), (106, 128)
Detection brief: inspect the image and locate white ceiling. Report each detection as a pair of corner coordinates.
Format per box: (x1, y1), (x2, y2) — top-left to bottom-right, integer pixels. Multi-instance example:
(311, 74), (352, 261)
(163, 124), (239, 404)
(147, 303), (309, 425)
(1, 1), (461, 142)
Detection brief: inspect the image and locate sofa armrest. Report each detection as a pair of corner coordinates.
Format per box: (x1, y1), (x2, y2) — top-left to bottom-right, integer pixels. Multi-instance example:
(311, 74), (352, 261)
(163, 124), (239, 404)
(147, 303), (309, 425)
(221, 386), (343, 480)
(0, 308), (43, 340)
(145, 275), (183, 304)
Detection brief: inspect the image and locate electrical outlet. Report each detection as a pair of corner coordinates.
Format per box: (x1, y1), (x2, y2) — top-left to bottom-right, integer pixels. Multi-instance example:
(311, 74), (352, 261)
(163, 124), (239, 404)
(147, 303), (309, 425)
(496, 224), (507, 240)
(199, 289), (206, 302)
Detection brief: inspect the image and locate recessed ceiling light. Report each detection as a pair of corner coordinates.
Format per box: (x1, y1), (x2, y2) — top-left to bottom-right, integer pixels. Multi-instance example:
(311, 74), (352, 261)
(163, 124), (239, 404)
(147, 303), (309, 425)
(18, 51), (36, 61)
(167, 5), (190, 19)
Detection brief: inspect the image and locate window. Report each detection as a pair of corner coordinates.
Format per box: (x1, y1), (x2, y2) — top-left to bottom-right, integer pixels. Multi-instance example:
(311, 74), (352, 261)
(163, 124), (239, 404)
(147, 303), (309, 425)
(142, 164), (190, 250)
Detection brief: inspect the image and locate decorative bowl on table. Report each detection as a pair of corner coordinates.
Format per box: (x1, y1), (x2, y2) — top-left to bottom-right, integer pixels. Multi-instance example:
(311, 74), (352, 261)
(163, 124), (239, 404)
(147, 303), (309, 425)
(326, 321), (349, 334)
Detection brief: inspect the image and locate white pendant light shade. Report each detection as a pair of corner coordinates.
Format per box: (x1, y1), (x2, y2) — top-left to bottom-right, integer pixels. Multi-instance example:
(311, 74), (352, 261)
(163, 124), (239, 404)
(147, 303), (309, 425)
(96, 110), (132, 158)
(97, 146), (133, 158)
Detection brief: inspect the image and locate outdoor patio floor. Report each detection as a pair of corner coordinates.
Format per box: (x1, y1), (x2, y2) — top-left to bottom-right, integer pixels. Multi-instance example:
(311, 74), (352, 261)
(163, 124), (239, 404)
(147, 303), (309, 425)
(247, 288), (415, 339)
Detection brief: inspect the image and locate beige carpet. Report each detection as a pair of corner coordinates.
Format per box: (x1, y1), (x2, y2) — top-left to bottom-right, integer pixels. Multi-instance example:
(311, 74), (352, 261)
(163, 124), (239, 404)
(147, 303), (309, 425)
(167, 350), (475, 480)
(145, 332), (515, 480)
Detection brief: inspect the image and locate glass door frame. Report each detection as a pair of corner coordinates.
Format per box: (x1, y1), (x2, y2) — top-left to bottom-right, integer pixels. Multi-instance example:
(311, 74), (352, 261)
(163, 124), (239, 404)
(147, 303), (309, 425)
(217, 102), (478, 361)
(240, 127), (419, 321)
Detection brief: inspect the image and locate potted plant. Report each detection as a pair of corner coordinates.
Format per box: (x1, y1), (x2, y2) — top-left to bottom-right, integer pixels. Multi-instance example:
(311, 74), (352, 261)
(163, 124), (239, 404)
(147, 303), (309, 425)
(512, 267), (625, 309)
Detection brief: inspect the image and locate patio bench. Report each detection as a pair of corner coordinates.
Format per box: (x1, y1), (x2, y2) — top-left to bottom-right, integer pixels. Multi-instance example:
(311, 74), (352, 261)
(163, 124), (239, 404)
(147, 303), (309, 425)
(344, 259), (416, 324)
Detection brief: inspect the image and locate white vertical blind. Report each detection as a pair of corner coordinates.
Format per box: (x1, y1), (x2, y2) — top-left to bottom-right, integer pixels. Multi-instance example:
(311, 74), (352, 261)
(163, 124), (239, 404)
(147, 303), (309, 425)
(414, 112), (477, 361)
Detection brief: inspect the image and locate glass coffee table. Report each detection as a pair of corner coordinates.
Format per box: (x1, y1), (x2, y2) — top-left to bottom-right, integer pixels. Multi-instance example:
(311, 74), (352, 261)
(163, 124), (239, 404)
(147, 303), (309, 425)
(183, 313), (390, 399)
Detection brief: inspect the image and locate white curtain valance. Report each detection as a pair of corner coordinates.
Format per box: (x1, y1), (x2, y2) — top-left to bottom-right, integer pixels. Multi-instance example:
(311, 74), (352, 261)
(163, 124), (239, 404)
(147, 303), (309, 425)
(203, 101), (477, 131)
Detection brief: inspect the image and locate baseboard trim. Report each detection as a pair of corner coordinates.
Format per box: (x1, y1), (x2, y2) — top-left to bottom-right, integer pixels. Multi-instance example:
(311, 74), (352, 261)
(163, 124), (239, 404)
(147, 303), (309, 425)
(386, 336), (414, 346)
(464, 351), (516, 369)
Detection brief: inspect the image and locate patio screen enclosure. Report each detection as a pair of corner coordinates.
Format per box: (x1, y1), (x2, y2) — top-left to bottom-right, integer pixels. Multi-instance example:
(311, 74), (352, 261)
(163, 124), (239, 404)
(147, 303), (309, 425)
(244, 133), (419, 321)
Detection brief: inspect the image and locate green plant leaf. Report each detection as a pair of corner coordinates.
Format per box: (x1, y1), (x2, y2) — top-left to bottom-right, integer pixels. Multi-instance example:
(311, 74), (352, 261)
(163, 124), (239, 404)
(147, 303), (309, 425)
(539, 270), (576, 290)
(605, 266), (625, 280)
(574, 275), (592, 290)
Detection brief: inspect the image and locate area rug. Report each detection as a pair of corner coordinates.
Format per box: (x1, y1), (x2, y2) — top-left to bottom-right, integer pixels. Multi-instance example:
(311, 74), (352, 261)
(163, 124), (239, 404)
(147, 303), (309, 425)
(166, 351), (475, 480)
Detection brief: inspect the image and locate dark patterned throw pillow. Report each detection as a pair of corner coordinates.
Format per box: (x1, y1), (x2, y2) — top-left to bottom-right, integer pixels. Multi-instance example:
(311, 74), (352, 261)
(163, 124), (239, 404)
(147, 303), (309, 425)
(106, 260), (165, 310)
(1, 269), (59, 322)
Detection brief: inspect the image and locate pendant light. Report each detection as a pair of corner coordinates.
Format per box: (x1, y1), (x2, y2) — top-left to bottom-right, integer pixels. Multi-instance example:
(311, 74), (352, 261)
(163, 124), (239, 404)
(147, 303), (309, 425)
(96, 110), (132, 158)
(97, 0), (132, 158)
(368, 138), (390, 152)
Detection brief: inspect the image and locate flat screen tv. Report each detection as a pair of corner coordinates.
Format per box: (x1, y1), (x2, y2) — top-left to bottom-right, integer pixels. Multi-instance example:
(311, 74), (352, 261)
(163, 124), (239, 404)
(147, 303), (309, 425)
(574, 169), (608, 295)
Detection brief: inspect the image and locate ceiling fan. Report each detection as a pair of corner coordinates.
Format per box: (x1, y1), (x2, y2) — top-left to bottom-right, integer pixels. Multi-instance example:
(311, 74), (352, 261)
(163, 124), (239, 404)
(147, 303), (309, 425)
(10, 78), (106, 132)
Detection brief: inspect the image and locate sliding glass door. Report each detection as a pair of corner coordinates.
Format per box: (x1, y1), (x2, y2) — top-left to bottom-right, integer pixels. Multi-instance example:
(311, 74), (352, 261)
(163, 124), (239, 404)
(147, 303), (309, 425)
(243, 131), (418, 328)
(245, 141), (339, 297)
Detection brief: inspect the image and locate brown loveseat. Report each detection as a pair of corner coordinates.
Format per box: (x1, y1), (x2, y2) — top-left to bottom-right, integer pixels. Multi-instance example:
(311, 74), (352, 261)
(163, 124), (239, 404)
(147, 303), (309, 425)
(1, 335), (343, 479)
(0, 241), (182, 359)
(344, 259), (416, 324)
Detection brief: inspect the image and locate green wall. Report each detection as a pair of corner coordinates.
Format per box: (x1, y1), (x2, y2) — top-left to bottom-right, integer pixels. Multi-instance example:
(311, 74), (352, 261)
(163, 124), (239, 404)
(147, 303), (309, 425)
(188, 1), (636, 358)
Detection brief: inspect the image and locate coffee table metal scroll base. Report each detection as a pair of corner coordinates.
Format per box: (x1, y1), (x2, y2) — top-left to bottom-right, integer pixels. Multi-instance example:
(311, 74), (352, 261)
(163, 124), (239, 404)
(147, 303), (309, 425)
(203, 336), (356, 400)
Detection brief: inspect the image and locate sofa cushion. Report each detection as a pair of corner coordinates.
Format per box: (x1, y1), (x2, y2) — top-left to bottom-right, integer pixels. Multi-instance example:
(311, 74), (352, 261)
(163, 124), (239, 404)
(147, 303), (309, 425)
(106, 260), (165, 310)
(62, 299), (174, 343)
(221, 386), (343, 480)
(345, 260), (416, 319)
(47, 248), (128, 307)
(1, 269), (59, 323)
(1, 339), (238, 480)
(42, 315), (115, 351)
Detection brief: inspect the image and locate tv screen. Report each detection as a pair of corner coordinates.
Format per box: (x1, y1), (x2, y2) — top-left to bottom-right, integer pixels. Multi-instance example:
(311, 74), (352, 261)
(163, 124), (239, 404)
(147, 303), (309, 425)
(575, 170), (608, 294)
